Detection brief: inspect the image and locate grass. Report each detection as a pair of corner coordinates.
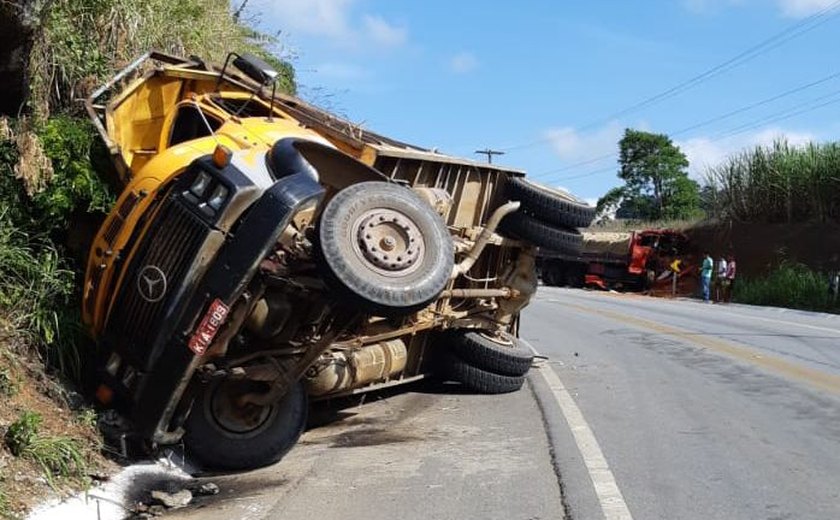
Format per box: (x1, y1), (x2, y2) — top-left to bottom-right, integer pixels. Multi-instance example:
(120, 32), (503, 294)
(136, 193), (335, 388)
(0, 209), (80, 379)
(3, 411), (88, 487)
(734, 262), (838, 313)
(31, 0), (296, 116)
(0, 485), (10, 519)
(4, 411), (42, 457)
(0, 367), (17, 397)
(705, 140), (840, 224)
(24, 436), (88, 487)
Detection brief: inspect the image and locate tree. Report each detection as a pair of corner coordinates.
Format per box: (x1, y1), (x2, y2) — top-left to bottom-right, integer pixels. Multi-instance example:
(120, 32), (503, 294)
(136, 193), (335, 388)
(595, 186), (624, 221)
(614, 129), (700, 221)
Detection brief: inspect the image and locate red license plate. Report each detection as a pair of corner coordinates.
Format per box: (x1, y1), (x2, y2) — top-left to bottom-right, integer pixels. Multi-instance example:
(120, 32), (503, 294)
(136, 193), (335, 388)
(188, 298), (230, 356)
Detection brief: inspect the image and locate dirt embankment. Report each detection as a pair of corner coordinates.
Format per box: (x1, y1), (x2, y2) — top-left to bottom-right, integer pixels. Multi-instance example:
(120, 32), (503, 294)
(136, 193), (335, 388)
(685, 221), (840, 277)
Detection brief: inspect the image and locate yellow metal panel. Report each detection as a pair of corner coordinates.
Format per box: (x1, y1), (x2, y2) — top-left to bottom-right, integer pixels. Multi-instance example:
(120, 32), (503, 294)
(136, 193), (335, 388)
(110, 76), (183, 174)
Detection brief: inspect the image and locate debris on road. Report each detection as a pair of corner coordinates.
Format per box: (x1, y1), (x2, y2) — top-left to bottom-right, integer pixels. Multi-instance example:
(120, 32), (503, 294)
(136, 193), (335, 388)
(149, 489), (193, 509)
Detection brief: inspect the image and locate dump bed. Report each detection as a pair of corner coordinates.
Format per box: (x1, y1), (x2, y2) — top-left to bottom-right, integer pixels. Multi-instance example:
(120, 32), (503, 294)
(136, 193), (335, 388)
(581, 231), (634, 262)
(88, 52), (523, 232)
(269, 88), (525, 230)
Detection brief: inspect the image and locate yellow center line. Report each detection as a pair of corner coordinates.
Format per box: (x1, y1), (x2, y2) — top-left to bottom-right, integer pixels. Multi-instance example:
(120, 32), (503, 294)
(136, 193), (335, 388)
(562, 302), (840, 396)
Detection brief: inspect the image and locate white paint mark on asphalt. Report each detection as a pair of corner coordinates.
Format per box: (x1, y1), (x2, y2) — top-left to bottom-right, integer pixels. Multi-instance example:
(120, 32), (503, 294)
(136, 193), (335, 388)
(717, 310), (840, 336)
(544, 290), (840, 337)
(537, 365), (634, 520)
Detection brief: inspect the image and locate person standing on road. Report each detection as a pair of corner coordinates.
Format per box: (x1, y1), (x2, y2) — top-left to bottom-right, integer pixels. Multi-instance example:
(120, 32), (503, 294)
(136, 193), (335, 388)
(700, 251), (713, 302)
(724, 253), (737, 303)
(714, 254), (728, 302)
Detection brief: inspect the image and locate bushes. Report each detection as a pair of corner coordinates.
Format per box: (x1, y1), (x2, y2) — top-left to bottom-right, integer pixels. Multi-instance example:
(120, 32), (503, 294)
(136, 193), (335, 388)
(31, 0), (296, 115)
(0, 117), (110, 381)
(705, 140), (840, 224)
(734, 262), (838, 312)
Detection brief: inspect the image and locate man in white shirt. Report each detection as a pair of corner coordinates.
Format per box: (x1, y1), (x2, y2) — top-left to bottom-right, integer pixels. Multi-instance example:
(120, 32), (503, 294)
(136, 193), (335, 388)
(715, 255), (727, 302)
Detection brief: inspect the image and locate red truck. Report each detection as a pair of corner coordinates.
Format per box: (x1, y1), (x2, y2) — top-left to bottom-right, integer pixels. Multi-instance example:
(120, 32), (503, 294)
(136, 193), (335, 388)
(539, 229), (690, 291)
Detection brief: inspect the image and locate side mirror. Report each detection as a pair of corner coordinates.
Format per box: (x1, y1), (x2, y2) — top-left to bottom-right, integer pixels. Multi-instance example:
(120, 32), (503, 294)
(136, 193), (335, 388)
(232, 53), (278, 86)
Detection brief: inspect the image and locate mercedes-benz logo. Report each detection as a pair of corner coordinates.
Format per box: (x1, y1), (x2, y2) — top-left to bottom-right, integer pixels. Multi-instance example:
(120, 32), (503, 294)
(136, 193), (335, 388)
(137, 265), (168, 303)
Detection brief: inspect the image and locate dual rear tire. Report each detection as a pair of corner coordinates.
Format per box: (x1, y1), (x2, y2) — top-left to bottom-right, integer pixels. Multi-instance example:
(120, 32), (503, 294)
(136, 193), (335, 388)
(442, 330), (534, 394)
(500, 177), (595, 254)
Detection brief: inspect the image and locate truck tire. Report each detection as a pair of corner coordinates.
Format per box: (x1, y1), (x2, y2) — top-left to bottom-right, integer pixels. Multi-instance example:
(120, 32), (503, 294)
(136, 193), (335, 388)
(183, 380), (308, 471)
(318, 181), (454, 316)
(444, 353), (526, 394)
(451, 330), (534, 377)
(500, 212), (582, 254)
(505, 177), (595, 229)
(541, 266), (557, 286)
(542, 259), (566, 287)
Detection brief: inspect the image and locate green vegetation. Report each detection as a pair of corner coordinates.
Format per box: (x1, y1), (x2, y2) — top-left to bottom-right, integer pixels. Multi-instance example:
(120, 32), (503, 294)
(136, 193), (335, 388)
(3, 411), (87, 487)
(24, 436), (88, 487)
(705, 140), (840, 224)
(734, 262), (838, 312)
(4, 411), (43, 457)
(0, 367), (17, 397)
(32, 0), (295, 115)
(597, 129), (701, 221)
(0, 0), (299, 511)
(0, 485), (9, 519)
(76, 409), (97, 429)
(0, 117), (104, 380)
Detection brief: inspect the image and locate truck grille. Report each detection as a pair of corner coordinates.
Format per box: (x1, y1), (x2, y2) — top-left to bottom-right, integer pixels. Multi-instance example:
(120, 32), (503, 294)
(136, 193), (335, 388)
(105, 196), (210, 369)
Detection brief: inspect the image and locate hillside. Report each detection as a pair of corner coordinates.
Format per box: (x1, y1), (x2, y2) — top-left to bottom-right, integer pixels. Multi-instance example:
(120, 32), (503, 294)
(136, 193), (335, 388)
(0, 1), (296, 516)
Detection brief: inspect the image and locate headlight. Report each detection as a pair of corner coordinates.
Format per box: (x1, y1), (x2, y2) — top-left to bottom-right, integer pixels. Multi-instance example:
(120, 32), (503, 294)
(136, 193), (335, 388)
(190, 171), (212, 197)
(207, 184), (229, 211)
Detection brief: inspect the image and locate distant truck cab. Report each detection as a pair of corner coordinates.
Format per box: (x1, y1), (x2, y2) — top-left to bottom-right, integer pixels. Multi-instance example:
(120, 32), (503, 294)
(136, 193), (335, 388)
(83, 52), (595, 470)
(539, 229), (689, 291)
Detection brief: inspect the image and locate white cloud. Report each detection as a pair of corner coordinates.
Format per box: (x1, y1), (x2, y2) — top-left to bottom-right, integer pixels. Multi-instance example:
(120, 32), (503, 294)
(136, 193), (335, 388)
(258, 0), (407, 48)
(677, 127), (817, 179)
(261, 0), (352, 39)
(449, 51), (478, 74)
(543, 121), (624, 162)
(777, 0), (836, 17)
(362, 15), (407, 46)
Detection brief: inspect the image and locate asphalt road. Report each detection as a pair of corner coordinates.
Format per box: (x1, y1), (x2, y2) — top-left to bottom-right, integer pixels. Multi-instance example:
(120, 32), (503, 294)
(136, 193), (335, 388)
(162, 288), (840, 520)
(167, 379), (564, 520)
(524, 288), (840, 520)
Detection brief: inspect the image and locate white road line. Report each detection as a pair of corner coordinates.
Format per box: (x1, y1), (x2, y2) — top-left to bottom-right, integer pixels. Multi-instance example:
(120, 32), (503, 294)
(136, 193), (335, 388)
(545, 293), (840, 336)
(719, 310), (840, 336)
(537, 365), (634, 520)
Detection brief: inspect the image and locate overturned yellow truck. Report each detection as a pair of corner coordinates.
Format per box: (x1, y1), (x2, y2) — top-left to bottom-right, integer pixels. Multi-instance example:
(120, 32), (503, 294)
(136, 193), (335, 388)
(83, 52), (594, 470)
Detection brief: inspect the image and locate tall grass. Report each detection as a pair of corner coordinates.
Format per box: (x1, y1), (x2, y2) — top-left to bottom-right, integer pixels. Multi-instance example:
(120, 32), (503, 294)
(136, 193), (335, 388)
(4, 411), (88, 487)
(705, 140), (840, 223)
(0, 210), (81, 378)
(734, 262), (838, 312)
(30, 0), (295, 116)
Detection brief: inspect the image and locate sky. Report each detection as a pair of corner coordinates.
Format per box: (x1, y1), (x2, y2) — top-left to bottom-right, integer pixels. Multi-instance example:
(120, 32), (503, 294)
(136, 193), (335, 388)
(248, 0), (840, 206)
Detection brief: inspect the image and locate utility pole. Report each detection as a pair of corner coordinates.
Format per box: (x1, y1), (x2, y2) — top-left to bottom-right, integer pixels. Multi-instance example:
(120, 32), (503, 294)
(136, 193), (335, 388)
(474, 148), (505, 164)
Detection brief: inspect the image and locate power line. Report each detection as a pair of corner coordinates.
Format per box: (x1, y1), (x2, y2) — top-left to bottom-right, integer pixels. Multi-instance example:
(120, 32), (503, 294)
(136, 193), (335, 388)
(670, 71), (840, 137)
(537, 92), (840, 184)
(713, 89), (840, 140)
(529, 71), (840, 182)
(501, 0), (840, 153)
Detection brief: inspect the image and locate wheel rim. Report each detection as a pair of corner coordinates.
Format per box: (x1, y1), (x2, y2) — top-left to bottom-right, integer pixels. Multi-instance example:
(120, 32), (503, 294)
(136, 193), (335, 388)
(351, 207), (426, 278)
(206, 381), (279, 439)
(478, 330), (515, 347)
